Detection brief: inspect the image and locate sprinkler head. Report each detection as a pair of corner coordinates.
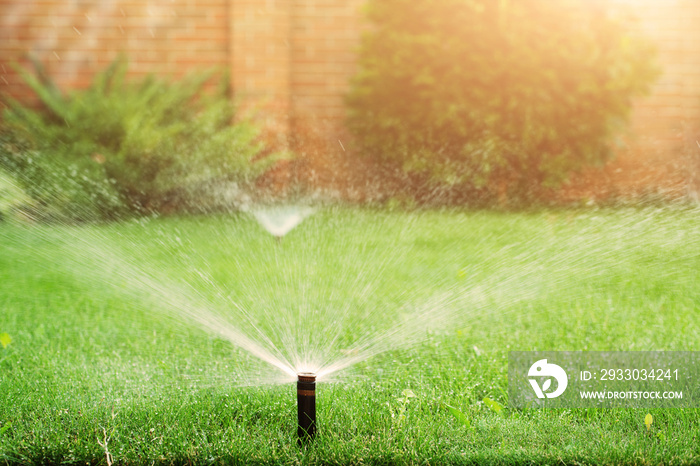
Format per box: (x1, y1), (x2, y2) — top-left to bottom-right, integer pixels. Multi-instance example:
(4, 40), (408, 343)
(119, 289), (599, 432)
(296, 372), (316, 443)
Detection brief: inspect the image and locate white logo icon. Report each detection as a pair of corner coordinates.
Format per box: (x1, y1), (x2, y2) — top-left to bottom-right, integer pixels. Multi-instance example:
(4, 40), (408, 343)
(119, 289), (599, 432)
(528, 359), (568, 399)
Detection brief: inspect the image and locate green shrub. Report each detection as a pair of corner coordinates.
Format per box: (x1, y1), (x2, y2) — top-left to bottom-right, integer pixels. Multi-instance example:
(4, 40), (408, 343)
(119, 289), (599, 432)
(0, 167), (31, 221)
(346, 0), (659, 203)
(0, 108), (126, 221)
(0, 58), (278, 221)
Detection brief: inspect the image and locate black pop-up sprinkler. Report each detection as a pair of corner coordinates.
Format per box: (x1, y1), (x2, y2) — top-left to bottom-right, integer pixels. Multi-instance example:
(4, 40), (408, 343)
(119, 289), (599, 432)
(297, 372), (316, 443)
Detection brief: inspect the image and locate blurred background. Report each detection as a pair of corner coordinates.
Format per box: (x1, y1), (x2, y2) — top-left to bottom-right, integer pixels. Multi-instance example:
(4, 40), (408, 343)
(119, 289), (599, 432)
(1, 0), (699, 211)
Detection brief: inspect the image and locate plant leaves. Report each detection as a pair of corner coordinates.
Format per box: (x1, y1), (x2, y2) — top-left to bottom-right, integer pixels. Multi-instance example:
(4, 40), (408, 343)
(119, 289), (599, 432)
(0, 333), (11, 349)
(444, 403), (471, 429)
(483, 397), (503, 414)
(644, 413), (653, 431)
(402, 389), (416, 398)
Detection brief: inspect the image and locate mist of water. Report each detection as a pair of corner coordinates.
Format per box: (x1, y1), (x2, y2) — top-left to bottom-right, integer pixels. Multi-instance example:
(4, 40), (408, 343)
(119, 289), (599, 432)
(3, 202), (696, 386)
(248, 205), (315, 239)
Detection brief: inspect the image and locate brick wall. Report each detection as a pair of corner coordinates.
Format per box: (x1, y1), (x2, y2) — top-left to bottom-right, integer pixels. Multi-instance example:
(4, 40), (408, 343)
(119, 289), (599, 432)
(0, 0), (230, 102)
(231, 0), (291, 149)
(1, 0), (699, 201)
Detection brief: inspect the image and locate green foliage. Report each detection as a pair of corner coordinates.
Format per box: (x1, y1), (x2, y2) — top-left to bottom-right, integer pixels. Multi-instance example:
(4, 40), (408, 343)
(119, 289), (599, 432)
(0, 118), (124, 221)
(347, 0), (659, 202)
(0, 168), (31, 220)
(0, 58), (277, 221)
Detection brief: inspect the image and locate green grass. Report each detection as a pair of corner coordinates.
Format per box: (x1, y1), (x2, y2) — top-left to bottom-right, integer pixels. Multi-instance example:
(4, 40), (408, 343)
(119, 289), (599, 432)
(1, 207), (699, 465)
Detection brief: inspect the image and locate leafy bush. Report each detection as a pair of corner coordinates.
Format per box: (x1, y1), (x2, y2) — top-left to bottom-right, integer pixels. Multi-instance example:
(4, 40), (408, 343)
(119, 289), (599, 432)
(346, 0), (659, 203)
(0, 167), (31, 221)
(0, 58), (278, 221)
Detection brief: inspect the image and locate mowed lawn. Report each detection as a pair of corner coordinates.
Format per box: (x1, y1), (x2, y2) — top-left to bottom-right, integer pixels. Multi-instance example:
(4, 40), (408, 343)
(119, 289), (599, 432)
(0, 207), (699, 465)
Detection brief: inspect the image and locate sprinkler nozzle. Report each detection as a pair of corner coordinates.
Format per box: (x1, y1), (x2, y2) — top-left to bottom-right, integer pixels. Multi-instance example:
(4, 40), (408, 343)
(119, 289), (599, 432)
(297, 372), (316, 443)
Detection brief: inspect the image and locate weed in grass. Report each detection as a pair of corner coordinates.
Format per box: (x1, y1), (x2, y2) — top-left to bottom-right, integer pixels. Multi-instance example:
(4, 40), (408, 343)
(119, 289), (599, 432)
(0, 333), (11, 349)
(483, 397), (505, 416)
(388, 389), (416, 426)
(443, 403), (473, 430)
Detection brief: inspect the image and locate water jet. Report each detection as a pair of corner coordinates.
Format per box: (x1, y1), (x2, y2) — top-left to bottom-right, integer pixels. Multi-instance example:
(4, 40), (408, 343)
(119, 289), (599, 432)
(296, 372), (317, 443)
(249, 205), (315, 240)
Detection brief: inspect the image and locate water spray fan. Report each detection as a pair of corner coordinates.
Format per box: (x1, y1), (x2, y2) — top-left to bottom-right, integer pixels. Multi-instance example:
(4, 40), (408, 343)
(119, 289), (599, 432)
(250, 205), (315, 241)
